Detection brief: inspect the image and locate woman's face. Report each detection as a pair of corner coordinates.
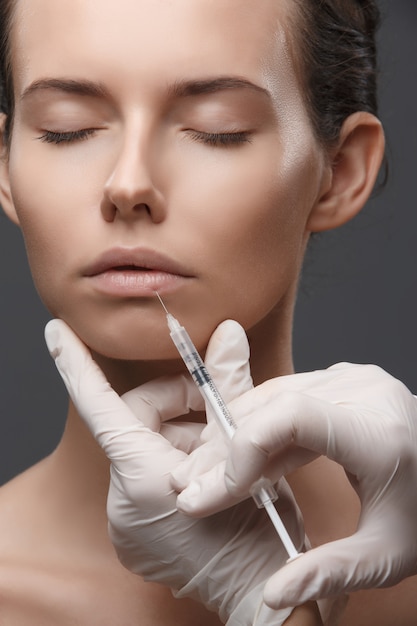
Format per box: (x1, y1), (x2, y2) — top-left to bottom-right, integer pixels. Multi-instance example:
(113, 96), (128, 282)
(3, 0), (331, 360)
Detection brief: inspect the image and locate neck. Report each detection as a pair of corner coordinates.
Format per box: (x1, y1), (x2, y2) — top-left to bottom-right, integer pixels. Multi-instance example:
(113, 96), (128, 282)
(50, 400), (111, 512)
(247, 299), (295, 385)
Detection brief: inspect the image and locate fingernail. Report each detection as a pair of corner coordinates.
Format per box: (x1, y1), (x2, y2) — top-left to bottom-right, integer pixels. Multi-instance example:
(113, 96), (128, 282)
(176, 481), (201, 512)
(44, 320), (62, 359)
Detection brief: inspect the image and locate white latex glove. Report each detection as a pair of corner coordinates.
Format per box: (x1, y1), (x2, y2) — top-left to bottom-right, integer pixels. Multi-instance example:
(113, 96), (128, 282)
(174, 360), (417, 610)
(44, 318), (308, 626)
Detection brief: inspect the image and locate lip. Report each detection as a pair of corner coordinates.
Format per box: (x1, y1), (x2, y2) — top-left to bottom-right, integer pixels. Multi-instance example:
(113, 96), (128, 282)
(83, 247), (194, 297)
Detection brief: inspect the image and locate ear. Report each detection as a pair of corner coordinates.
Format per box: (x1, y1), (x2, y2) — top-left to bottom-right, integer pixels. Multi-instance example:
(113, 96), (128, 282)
(0, 113), (19, 225)
(307, 112), (385, 233)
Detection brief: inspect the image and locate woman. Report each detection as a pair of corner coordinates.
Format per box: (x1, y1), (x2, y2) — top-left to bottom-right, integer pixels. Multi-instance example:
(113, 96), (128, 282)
(0, 0), (408, 623)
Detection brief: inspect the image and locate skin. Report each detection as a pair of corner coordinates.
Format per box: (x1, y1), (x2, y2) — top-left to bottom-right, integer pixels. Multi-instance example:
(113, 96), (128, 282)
(0, 0), (389, 624)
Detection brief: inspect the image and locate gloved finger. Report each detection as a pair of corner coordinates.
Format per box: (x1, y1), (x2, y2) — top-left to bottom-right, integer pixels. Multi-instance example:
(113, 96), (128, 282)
(122, 373), (204, 429)
(170, 419), (231, 491)
(262, 531), (406, 609)
(223, 389), (389, 497)
(44, 319), (187, 476)
(175, 460), (243, 516)
(175, 445), (317, 517)
(256, 446), (319, 482)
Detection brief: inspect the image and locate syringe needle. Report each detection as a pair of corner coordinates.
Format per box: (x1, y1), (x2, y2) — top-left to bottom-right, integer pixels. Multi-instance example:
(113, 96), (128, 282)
(155, 291), (169, 315)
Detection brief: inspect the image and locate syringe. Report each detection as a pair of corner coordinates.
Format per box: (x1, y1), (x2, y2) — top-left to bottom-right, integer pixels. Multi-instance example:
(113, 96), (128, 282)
(156, 293), (300, 561)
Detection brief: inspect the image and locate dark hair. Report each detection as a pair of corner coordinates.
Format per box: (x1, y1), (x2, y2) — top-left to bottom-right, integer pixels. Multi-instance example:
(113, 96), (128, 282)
(0, 0), (15, 146)
(0, 0), (380, 149)
(291, 0), (381, 147)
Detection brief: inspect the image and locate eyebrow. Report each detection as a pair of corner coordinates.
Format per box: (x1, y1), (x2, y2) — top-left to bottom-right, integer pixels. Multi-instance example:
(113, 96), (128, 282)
(20, 76), (271, 103)
(20, 78), (109, 101)
(168, 77), (271, 99)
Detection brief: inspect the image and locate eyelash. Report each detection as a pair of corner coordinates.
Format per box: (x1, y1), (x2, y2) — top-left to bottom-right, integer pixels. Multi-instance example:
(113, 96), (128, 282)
(188, 130), (251, 147)
(37, 129), (97, 144)
(37, 128), (251, 147)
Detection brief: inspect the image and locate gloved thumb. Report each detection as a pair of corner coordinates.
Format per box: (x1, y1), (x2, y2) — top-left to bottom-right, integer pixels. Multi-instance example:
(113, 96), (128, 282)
(44, 319), (175, 453)
(262, 531), (395, 609)
(45, 318), (204, 448)
(43, 319), (145, 430)
(204, 319), (253, 404)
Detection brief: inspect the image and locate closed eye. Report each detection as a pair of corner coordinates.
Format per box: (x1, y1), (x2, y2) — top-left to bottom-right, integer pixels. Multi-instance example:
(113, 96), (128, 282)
(37, 128), (97, 144)
(187, 130), (251, 147)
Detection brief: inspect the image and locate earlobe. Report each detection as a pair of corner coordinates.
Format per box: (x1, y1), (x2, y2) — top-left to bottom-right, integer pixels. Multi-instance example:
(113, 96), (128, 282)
(307, 112), (385, 233)
(0, 113), (19, 225)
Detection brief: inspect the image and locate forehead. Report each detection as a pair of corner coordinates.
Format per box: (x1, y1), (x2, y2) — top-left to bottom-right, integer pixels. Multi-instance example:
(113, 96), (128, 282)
(11, 0), (300, 97)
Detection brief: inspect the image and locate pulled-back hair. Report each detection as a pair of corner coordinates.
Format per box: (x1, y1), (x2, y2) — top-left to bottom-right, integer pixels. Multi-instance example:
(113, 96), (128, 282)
(0, 0), (15, 145)
(291, 0), (380, 146)
(0, 0), (381, 148)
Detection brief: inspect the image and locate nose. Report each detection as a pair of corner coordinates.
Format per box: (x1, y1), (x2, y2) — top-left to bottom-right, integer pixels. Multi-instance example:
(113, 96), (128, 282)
(101, 133), (166, 223)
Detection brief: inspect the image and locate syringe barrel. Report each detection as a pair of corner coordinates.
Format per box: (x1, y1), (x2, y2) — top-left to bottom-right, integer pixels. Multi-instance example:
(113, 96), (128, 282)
(249, 477), (278, 508)
(169, 324), (205, 373)
(170, 324), (237, 439)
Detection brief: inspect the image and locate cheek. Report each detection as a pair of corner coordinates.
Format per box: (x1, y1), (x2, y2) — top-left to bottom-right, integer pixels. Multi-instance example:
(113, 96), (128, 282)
(177, 145), (315, 324)
(7, 152), (84, 310)
(10, 210), (69, 314)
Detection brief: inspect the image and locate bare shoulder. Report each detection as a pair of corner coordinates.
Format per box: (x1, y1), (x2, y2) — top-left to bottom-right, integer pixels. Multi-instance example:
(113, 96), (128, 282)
(339, 577), (417, 626)
(0, 466), (75, 625)
(0, 466), (223, 626)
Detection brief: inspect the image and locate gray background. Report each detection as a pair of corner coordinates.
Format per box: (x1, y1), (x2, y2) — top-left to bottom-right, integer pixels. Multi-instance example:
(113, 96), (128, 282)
(0, 0), (416, 485)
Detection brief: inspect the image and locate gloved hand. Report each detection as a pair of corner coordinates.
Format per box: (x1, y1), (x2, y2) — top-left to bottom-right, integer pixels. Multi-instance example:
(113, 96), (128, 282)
(173, 359), (417, 610)
(44, 318), (310, 626)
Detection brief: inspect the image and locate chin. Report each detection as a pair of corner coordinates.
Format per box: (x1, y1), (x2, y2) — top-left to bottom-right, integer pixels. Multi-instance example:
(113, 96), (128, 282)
(86, 331), (189, 395)
(86, 330), (182, 362)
